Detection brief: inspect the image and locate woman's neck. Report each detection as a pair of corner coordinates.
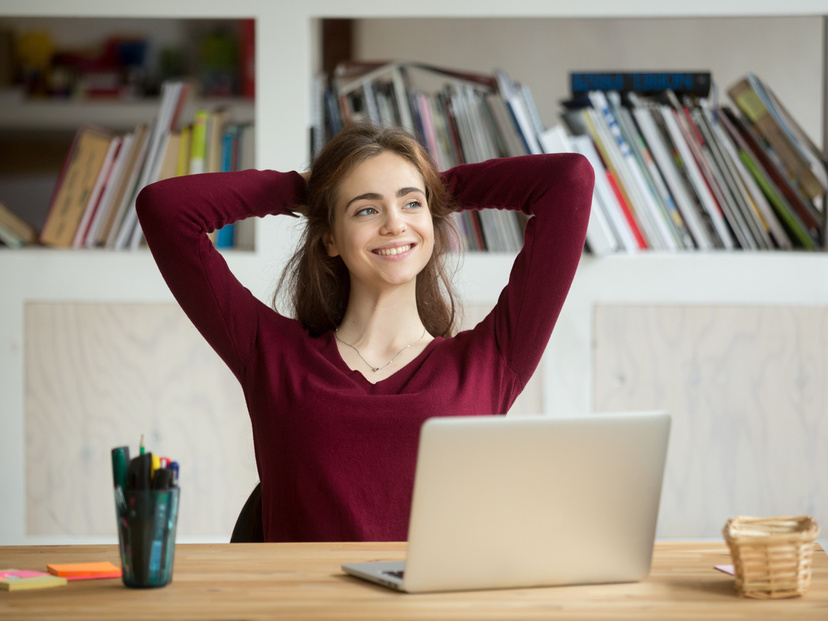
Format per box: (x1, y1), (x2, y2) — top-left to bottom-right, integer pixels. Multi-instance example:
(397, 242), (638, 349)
(334, 285), (432, 379)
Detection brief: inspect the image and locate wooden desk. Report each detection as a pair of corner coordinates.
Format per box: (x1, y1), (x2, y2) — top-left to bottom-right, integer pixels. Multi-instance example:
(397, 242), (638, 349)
(1, 542), (826, 620)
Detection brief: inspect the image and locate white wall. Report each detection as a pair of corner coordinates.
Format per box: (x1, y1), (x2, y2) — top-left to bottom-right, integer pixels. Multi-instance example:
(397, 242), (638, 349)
(354, 17), (824, 146)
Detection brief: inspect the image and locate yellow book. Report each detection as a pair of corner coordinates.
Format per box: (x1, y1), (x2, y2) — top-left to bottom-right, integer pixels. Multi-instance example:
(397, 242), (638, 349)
(189, 110), (209, 175)
(177, 124), (192, 176)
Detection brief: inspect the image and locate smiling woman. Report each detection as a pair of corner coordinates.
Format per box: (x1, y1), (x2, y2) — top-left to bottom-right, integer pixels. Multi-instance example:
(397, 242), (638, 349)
(135, 120), (594, 543)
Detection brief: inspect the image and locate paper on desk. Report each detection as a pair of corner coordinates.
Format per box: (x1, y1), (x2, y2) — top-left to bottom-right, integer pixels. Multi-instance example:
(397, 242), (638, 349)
(47, 561), (121, 580)
(714, 565), (735, 575)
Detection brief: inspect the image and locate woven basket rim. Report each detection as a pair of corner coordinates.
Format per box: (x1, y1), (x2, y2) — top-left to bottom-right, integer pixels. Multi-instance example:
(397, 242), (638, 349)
(723, 515), (820, 544)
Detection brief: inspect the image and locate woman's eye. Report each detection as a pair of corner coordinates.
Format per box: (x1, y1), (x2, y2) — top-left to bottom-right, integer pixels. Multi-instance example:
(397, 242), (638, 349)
(404, 200), (422, 209)
(356, 206), (378, 216)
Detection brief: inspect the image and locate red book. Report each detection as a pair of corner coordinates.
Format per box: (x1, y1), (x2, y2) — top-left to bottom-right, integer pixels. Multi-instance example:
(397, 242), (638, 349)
(239, 19), (255, 99)
(606, 170), (648, 249)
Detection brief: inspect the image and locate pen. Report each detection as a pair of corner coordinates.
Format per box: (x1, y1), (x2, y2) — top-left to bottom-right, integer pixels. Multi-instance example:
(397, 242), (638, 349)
(139, 434), (146, 455)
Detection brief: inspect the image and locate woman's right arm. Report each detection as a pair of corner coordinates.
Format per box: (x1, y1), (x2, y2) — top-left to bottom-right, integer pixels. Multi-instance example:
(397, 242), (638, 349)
(136, 169), (306, 378)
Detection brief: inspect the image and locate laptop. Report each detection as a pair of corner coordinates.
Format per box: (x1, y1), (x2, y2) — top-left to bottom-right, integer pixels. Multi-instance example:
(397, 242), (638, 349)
(342, 411), (671, 593)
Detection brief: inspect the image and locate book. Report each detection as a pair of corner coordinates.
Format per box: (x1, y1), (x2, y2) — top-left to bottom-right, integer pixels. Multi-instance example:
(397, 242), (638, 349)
(0, 569), (67, 591)
(625, 94), (717, 250)
(0, 200), (38, 248)
(538, 124), (619, 256)
(189, 109), (210, 175)
(71, 135), (123, 248)
(607, 91), (693, 249)
(586, 91), (676, 250)
(103, 123), (151, 249)
(719, 106), (817, 249)
(657, 96), (735, 249)
(701, 100), (792, 249)
(687, 98), (770, 250)
(40, 124), (115, 247)
(728, 75), (827, 201)
(113, 80), (191, 250)
(569, 134), (640, 252)
(570, 71), (712, 98)
(84, 131), (133, 247)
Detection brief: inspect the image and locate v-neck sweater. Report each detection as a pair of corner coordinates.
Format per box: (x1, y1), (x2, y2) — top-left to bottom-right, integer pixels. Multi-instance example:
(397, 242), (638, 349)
(136, 153), (594, 542)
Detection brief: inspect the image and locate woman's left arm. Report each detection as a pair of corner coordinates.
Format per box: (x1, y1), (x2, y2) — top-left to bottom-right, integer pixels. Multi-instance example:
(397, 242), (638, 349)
(442, 153), (594, 386)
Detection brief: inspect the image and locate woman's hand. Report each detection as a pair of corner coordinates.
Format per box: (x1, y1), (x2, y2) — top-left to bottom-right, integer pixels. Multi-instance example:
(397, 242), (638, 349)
(290, 170), (311, 217)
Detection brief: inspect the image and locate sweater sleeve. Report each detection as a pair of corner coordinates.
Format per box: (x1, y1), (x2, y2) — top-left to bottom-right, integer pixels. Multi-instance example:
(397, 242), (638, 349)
(442, 153), (594, 386)
(136, 169), (306, 379)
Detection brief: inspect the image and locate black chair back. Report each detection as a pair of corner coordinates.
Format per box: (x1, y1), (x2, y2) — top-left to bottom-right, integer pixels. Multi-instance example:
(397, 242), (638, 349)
(230, 482), (264, 543)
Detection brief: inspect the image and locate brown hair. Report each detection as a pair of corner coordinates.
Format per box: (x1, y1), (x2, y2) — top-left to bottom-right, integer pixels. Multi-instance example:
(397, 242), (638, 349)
(275, 122), (460, 337)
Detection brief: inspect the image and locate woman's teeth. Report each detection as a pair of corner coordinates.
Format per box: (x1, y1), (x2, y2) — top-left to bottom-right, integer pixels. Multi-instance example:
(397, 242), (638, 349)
(375, 245), (411, 256)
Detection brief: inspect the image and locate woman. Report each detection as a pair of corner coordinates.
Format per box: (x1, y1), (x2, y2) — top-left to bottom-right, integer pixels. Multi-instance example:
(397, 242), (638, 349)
(136, 122), (593, 542)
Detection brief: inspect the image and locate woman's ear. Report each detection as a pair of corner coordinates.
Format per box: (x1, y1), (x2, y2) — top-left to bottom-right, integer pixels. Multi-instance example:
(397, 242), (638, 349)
(323, 231), (339, 257)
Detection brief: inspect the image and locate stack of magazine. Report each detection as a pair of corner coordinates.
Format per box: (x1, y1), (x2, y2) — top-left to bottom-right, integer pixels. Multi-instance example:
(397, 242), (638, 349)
(314, 63), (828, 255)
(553, 71), (827, 255)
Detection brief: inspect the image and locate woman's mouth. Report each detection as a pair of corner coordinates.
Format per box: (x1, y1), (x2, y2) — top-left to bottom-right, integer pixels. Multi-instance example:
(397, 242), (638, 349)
(374, 244), (413, 256)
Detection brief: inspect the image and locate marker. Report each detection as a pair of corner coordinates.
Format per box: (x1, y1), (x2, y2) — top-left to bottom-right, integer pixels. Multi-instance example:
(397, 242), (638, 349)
(139, 434), (146, 455)
(151, 454), (160, 477)
(167, 462), (180, 487)
(111, 446), (130, 491)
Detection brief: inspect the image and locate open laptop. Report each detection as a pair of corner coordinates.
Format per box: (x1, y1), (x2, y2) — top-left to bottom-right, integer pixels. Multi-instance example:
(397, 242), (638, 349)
(342, 411), (671, 593)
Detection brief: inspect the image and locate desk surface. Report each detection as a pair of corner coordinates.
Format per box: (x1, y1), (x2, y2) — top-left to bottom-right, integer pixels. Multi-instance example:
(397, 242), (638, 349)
(0, 542), (826, 620)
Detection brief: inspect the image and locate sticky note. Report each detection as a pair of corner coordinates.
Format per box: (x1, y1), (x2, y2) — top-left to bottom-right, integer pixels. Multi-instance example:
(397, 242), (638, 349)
(46, 561), (121, 580)
(0, 570), (67, 591)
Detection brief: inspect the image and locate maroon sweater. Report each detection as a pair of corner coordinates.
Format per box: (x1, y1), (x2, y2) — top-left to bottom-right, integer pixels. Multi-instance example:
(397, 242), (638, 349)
(136, 153), (593, 542)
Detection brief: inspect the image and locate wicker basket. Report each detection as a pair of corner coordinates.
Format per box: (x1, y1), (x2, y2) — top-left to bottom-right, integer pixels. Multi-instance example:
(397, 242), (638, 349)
(723, 515), (820, 599)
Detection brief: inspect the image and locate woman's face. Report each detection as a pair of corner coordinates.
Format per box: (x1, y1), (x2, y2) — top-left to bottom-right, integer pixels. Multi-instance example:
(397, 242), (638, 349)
(325, 151), (435, 294)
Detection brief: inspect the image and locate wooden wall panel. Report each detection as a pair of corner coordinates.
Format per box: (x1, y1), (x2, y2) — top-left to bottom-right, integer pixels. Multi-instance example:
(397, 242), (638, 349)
(24, 302), (541, 539)
(25, 303), (257, 538)
(594, 305), (828, 538)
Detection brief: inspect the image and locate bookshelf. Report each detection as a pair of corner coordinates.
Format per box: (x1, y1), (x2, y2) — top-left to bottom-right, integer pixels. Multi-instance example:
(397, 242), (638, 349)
(2, 1), (827, 546)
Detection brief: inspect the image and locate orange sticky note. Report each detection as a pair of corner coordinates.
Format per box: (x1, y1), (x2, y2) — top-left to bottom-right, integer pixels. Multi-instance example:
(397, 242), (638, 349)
(46, 562), (121, 580)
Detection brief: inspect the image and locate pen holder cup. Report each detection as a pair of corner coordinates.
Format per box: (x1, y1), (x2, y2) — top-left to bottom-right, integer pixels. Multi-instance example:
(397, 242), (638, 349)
(115, 487), (180, 588)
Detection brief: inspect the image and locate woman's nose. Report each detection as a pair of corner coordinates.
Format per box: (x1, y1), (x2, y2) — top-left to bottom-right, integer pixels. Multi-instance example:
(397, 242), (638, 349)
(381, 209), (406, 235)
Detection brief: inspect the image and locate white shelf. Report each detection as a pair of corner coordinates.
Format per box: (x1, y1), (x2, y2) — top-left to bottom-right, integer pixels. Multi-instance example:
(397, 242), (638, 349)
(0, 97), (255, 132)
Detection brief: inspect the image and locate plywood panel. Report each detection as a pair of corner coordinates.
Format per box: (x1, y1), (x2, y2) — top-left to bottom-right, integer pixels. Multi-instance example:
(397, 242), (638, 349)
(25, 303), (257, 538)
(24, 302), (542, 539)
(594, 305), (828, 538)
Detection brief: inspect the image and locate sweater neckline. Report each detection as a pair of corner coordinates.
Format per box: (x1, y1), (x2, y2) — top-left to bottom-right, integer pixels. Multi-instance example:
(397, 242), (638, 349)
(325, 330), (440, 390)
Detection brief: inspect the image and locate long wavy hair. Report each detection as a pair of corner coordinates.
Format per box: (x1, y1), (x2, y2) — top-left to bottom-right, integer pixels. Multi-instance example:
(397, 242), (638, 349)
(275, 122), (460, 337)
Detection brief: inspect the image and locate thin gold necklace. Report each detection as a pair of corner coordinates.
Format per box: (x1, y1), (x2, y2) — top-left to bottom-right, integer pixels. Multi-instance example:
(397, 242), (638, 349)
(335, 327), (427, 373)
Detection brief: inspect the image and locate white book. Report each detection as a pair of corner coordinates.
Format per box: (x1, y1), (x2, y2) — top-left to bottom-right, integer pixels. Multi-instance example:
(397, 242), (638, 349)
(658, 102), (735, 250)
(628, 96), (715, 251)
(105, 123), (152, 249)
(585, 92), (672, 251)
(114, 81), (187, 250)
(539, 125), (620, 256)
(609, 92), (693, 250)
(494, 69), (542, 155)
(85, 132), (133, 248)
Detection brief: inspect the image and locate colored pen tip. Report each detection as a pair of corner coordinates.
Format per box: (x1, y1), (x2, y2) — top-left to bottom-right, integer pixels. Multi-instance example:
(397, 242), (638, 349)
(139, 434), (145, 455)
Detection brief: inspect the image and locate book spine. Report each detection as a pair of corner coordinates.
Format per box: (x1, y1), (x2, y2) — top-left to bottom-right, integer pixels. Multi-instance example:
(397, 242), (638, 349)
(570, 71), (712, 97)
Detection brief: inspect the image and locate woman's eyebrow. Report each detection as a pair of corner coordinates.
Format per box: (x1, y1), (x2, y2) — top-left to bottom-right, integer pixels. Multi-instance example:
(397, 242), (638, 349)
(345, 187), (425, 210)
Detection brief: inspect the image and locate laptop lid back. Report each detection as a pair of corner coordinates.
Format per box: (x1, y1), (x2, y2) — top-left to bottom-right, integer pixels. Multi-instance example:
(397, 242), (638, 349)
(401, 411), (671, 593)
